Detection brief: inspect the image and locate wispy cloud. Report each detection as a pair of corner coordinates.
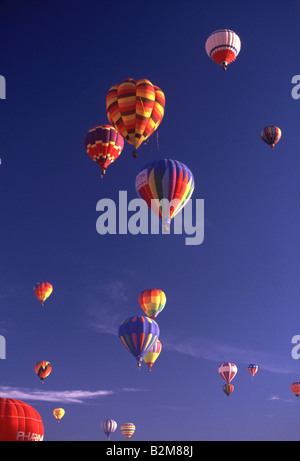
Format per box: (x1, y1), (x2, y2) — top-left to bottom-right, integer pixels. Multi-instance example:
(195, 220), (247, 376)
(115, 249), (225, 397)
(162, 333), (297, 375)
(85, 279), (131, 335)
(0, 386), (143, 404)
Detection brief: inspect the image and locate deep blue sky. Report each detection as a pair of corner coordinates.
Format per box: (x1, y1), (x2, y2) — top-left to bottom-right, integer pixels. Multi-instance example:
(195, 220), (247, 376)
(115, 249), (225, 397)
(0, 0), (300, 441)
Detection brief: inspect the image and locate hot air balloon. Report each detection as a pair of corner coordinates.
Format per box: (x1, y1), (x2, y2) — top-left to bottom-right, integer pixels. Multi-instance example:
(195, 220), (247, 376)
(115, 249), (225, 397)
(143, 339), (162, 371)
(261, 126), (282, 150)
(205, 29), (241, 71)
(118, 315), (160, 367)
(53, 408), (65, 422)
(101, 419), (117, 440)
(248, 364), (258, 377)
(35, 361), (52, 383)
(135, 159), (194, 233)
(0, 398), (44, 441)
(138, 289), (166, 319)
(223, 383), (234, 397)
(34, 282), (53, 307)
(106, 78), (165, 157)
(291, 382), (300, 399)
(218, 362), (237, 384)
(120, 423), (136, 440)
(84, 124), (124, 178)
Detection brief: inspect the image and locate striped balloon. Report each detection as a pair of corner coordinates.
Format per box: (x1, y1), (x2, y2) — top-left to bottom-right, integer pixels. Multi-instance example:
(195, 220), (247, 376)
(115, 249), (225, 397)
(143, 339), (162, 371)
(0, 398), (44, 441)
(135, 159), (194, 233)
(34, 282), (53, 307)
(223, 383), (234, 397)
(218, 362), (237, 384)
(84, 124), (124, 178)
(34, 361), (52, 384)
(261, 125), (281, 150)
(139, 289), (166, 319)
(101, 419), (117, 440)
(205, 29), (241, 71)
(120, 423), (136, 440)
(118, 316), (160, 367)
(106, 78), (165, 157)
(248, 364), (258, 377)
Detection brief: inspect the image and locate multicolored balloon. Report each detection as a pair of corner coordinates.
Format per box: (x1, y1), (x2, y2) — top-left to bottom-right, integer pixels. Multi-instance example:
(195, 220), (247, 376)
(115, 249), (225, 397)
(101, 419), (117, 440)
(143, 339), (162, 371)
(248, 364), (258, 377)
(84, 124), (124, 178)
(205, 29), (241, 70)
(118, 315), (160, 367)
(260, 126), (282, 150)
(223, 384), (234, 397)
(53, 408), (65, 422)
(35, 361), (52, 383)
(120, 423), (136, 440)
(106, 78), (165, 157)
(218, 362), (237, 384)
(135, 159), (195, 233)
(291, 382), (300, 399)
(0, 398), (44, 441)
(138, 289), (166, 319)
(34, 282), (53, 307)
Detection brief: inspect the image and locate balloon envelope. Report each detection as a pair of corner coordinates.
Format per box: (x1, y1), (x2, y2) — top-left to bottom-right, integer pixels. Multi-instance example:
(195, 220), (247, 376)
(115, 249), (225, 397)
(205, 29), (241, 70)
(101, 419), (117, 440)
(143, 339), (162, 371)
(218, 362), (237, 384)
(261, 126), (281, 149)
(135, 159), (194, 233)
(120, 423), (136, 439)
(223, 384), (234, 397)
(138, 289), (166, 319)
(118, 315), (160, 367)
(291, 382), (300, 398)
(53, 408), (65, 422)
(84, 124), (124, 178)
(106, 78), (165, 156)
(34, 282), (53, 306)
(0, 398), (44, 441)
(248, 364), (258, 376)
(35, 361), (52, 383)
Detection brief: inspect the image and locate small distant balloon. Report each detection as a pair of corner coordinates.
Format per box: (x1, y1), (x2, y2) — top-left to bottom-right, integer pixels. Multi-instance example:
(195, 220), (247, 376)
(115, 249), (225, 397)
(248, 364), (258, 377)
(261, 126), (281, 150)
(101, 419), (117, 440)
(84, 124), (124, 179)
(35, 361), (52, 383)
(120, 423), (136, 440)
(291, 382), (300, 399)
(205, 29), (241, 71)
(34, 282), (53, 307)
(53, 408), (65, 422)
(223, 383), (234, 397)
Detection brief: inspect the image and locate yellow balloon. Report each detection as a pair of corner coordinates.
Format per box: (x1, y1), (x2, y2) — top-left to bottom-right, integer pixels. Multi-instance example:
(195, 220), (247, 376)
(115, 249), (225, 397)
(53, 408), (65, 422)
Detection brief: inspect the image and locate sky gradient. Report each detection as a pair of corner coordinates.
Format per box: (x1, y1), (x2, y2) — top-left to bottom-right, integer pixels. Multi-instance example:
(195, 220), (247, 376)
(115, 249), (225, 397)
(0, 0), (300, 441)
